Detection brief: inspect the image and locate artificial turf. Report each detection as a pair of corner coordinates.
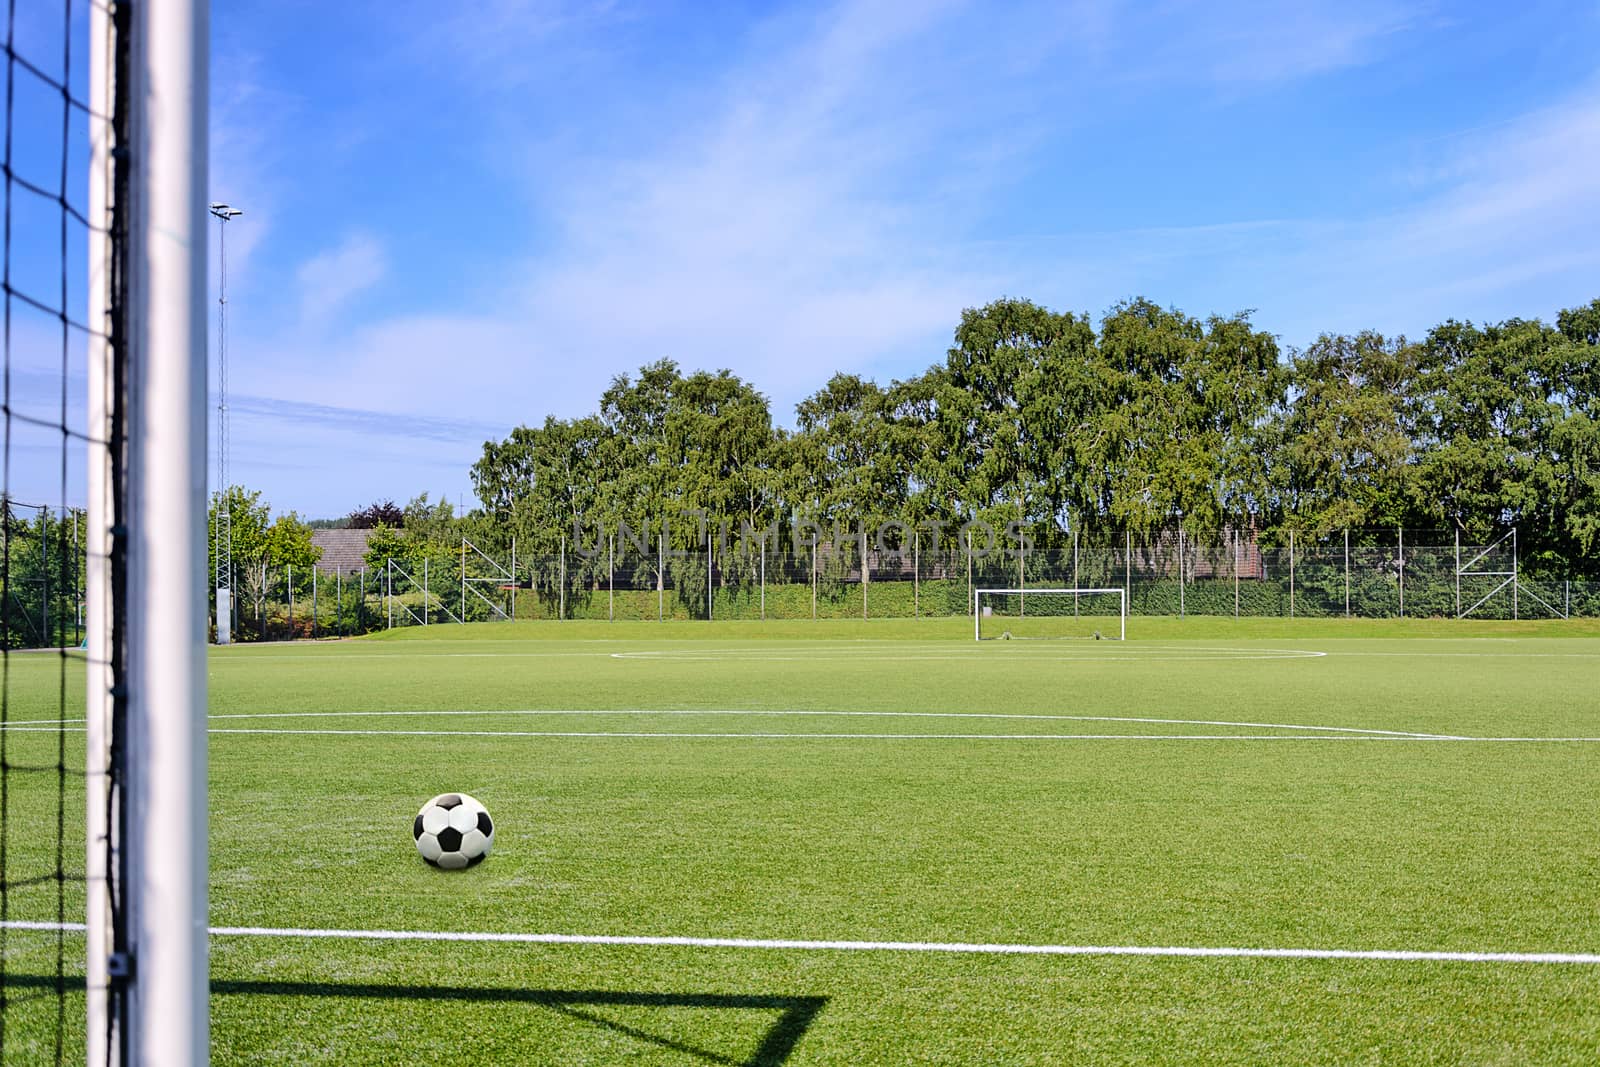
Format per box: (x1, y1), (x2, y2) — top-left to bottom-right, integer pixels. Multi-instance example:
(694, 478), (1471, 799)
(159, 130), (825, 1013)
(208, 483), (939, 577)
(3, 617), (1600, 1063)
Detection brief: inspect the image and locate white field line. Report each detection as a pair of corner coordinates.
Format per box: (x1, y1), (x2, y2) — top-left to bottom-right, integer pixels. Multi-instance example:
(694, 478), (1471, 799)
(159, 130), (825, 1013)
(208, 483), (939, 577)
(5, 920), (1597, 965)
(4, 726), (1593, 741)
(611, 644), (1322, 654)
(206, 645), (1323, 663)
(211, 644), (1333, 663)
(610, 647), (1329, 662)
(1322, 651), (1600, 659)
(0, 710), (1454, 738)
(9, 726), (1598, 742)
(198, 709), (1451, 738)
(205, 729), (1600, 742)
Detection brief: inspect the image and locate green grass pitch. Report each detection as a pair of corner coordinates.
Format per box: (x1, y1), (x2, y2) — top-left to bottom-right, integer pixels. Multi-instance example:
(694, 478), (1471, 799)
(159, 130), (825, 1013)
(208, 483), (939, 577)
(4, 617), (1600, 1063)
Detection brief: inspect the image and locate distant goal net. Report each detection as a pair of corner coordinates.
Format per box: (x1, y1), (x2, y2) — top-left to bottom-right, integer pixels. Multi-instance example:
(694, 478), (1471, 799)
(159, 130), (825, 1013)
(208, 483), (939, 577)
(974, 588), (1127, 641)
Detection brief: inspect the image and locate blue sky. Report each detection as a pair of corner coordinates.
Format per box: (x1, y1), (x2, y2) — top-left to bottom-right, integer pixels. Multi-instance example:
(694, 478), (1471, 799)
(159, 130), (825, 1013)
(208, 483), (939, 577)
(11, 1), (1600, 518)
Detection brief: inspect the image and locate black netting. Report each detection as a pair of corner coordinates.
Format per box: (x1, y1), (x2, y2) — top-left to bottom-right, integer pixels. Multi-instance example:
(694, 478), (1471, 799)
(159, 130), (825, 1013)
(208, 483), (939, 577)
(1, 2), (124, 1061)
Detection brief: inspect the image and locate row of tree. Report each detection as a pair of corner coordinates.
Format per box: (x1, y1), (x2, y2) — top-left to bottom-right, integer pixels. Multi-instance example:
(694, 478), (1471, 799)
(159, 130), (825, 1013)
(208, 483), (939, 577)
(466, 295), (1600, 575)
(1, 504), (84, 648)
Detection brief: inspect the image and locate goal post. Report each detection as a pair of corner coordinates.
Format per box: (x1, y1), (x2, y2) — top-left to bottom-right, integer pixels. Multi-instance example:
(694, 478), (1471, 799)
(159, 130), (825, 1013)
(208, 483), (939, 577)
(974, 588), (1127, 641)
(86, 0), (212, 1063)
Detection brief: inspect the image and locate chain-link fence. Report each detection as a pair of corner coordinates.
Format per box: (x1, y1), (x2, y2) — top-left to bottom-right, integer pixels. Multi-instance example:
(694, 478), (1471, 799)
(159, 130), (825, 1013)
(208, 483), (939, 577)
(202, 528), (1599, 643)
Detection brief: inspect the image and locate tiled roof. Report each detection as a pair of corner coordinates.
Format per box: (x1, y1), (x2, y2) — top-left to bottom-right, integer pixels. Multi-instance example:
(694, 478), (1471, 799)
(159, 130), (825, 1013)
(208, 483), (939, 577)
(311, 528), (376, 575)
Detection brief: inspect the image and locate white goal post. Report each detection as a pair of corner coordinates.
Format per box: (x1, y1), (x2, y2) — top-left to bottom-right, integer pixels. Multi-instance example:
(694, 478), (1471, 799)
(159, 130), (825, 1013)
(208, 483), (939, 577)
(974, 588), (1127, 641)
(86, 1), (212, 1064)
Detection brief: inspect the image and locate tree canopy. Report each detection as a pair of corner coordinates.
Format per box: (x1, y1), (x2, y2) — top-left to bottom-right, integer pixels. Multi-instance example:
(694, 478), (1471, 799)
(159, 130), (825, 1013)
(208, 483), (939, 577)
(461, 295), (1600, 574)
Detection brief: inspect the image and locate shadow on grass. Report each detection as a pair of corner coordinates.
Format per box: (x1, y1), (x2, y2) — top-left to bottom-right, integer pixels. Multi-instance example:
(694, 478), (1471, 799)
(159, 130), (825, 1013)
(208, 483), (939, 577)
(2, 974), (826, 1066)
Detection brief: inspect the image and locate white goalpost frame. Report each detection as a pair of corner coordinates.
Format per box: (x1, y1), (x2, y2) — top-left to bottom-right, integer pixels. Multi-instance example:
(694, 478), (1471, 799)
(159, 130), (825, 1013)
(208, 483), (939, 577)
(88, 1), (212, 1064)
(973, 588), (1127, 641)
(85, 2), (115, 1056)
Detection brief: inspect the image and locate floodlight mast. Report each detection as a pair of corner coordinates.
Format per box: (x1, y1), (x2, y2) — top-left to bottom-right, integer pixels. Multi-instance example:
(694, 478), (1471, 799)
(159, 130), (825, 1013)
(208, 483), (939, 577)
(209, 202), (241, 643)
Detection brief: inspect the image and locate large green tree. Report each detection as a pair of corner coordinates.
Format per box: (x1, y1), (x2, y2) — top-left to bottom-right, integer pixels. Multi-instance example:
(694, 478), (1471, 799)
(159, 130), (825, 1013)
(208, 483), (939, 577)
(1272, 332), (1420, 536)
(1097, 299), (1279, 533)
(209, 487), (321, 621)
(460, 292), (1600, 577)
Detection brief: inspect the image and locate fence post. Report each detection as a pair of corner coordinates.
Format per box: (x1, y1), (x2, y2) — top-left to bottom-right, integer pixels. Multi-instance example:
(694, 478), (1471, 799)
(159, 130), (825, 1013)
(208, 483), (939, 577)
(913, 529), (919, 619)
(41, 506), (50, 644)
(1018, 528), (1025, 618)
(1454, 528), (1460, 619)
(337, 566), (342, 637)
(1234, 530), (1240, 619)
(559, 535), (566, 621)
(1513, 527), (1519, 620)
(1289, 528), (1295, 619)
(707, 526), (713, 622)
(1073, 529), (1080, 618)
(510, 538), (517, 622)
(966, 529), (973, 616)
(658, 531), (664, 622)
(1398, 528), (1405, 619)
(608, 534), (615, 622)
(386, 558), (392, 629)
(812, 542), (818, 621)
(288, 564), (294, 637)
(312, 566), (318, 638)
(74, 509), (81, 646)
(862, 526), (869, 621)
(1178, 525), (1185, 618)
(1344, 529), (1350, 618)
(761, 538), (767, 621)
(423, 557), (429, 626)
(359, 568), (365, 632)
(1125, 529), (1131, 613)
(461, 537), (466, 624)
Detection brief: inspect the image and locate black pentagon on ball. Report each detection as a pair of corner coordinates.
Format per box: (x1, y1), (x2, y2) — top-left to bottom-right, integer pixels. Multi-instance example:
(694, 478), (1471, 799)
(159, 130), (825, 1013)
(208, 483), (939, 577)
(466, 851), (486, 867)
(413, 814), (424, 839)
(436, 794), (462, 810)
(437, 826), (463, 853)
(477, 810), (493, 836)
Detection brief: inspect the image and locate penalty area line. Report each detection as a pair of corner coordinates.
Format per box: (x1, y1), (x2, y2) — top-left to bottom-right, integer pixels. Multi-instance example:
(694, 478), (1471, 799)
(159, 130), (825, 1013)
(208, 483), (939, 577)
(6, 921), (1597, 965)
(203, 728), (1598, 742)
(197, 708), (1452, 738)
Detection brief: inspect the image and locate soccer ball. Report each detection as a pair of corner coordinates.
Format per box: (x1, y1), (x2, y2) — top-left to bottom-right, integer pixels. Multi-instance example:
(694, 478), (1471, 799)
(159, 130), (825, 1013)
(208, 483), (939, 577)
(413, 793), (494, 870)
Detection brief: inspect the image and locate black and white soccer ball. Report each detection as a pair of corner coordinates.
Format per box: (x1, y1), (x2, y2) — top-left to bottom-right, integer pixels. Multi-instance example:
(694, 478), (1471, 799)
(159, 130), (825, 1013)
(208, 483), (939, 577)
(413, 793), (494, 870)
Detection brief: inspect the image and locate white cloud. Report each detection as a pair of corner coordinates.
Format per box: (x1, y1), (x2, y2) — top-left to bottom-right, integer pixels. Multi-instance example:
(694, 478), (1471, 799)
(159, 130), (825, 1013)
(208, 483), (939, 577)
(214, 0), (1595, 517)
(295, 234), (389, 326)
(1000, 80), (1600, 341)
(1183, 0), (1426, 84)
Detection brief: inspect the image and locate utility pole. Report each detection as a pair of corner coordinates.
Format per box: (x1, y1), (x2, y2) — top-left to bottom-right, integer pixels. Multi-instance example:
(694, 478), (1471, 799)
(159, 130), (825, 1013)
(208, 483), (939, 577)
(209, 202), (243, 643)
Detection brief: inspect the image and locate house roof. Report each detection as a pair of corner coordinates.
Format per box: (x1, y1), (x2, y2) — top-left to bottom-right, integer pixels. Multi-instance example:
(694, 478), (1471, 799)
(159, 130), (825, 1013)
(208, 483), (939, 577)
(311, 528), (375, 575)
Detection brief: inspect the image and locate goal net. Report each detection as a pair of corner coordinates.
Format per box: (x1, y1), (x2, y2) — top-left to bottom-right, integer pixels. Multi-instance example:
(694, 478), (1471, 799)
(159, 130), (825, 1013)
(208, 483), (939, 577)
(974, 588), (1127, 641)
(0, 2), (210, 1064)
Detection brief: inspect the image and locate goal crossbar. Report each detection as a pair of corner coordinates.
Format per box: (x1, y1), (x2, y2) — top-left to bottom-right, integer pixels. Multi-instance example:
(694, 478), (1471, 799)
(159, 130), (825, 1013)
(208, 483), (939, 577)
(974, 588), (1127, 642)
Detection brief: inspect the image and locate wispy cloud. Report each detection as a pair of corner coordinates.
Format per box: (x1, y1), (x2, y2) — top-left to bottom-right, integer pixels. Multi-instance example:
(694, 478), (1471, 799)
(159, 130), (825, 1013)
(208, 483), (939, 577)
(231, 393), (503, 444)
(1178, 0), (1426, 84)
(208, 0), (1593, 517)
(999, 78), (1600, 340)
(295, 234), (388, 326)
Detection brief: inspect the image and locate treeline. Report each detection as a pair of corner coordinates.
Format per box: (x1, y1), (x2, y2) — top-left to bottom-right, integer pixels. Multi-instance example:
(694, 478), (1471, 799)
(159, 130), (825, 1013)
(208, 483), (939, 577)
(1, 503), (85, 649)
(468, 295), (1600, 576)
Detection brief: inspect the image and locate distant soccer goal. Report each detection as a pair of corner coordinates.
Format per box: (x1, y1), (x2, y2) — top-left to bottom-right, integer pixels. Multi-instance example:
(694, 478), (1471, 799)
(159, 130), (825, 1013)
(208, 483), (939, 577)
(974, 588), (1127, 641)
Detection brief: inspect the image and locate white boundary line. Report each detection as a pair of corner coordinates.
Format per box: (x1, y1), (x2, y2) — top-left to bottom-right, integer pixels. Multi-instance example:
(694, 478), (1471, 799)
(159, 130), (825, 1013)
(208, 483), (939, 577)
(5, 921), (1596, 965)
(0, 710), (1456, 738)
(610, 646), (1329, 662)
(197, 730), (1600, 741)
(201, 709), (1451, 738)
(7, 709), (1595, 742)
